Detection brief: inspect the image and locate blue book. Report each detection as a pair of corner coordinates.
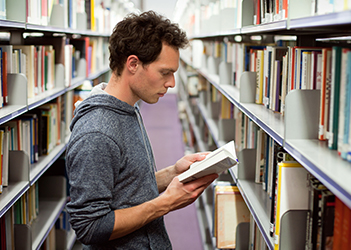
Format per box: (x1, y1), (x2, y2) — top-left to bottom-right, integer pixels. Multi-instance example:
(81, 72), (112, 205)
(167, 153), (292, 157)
(344, 51), (351, 160)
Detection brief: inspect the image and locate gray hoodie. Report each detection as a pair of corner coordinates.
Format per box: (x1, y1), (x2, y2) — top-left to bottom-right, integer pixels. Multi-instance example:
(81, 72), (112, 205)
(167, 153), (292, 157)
(65, 83), (172, 249)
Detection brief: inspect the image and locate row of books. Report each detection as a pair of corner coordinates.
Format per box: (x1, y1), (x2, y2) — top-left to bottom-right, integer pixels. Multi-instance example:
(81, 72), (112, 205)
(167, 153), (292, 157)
(1, 0), (118, 34)
(6, 185), (70, 249)
(0, 35), (108, 105)
(253, 0), (347, 24)
(14, 183), (39, 226)
(192, 79), (351, 249)
(193, 83), (344, 249)
(253, 127), (351, 250)
(0, 97), (64, 192)
(253, 0), (288, 25)
(201, 40), (351, 163)
(0, 44), (56, 100)
(178, 0), (351, 37)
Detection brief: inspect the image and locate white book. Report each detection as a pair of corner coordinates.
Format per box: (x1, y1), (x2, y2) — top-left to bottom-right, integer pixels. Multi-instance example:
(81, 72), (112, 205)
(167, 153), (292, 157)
(178, 140), (238, 183)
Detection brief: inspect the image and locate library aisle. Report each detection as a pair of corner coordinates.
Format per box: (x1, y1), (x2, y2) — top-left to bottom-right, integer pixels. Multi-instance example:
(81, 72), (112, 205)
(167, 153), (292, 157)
(140, 93), (204, 250)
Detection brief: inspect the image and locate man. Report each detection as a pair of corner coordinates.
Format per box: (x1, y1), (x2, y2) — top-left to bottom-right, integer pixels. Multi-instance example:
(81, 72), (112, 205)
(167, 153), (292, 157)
(65, 11), (218, 249)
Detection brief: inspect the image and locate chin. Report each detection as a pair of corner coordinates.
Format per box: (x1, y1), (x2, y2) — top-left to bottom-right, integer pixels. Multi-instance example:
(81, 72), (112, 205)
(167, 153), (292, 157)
(143, 98), (159, 104)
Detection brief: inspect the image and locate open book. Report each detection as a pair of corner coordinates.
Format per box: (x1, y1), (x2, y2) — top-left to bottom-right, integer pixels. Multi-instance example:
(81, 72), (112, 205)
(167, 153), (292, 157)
(178, 140), (239, 183)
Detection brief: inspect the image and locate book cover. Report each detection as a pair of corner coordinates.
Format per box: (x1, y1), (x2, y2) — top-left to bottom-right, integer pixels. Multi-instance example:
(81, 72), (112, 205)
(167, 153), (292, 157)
(280, 53), (289, 114)
(255, 49), (264, 104)
(269, 47), (287, 110)
(215, 184), (250, 249)
(328, 46), (342, 150)
(319, 190), (335, 250)
(345, 51), (351, 161)
(274, 161), (309, 250)
(306, 175), (327, 250)
(337, 49), (350, 156)
(340, 200), (350, 249)
(13, 45), (36, 99)
(0, 126), (9, 187)
(255, 128), (266, 184)
(318, 48), (332, 141)
(269, 142), (285, 237)
(178, 140), (238, 183)
(332, 197), (344, 250)
(2, 51), (7, 105)
(0, 45), (13, 74)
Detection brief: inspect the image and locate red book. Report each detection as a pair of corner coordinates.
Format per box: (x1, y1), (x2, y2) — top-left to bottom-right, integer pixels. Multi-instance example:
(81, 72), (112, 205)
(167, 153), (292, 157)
(332, 197), (343, 250)
(341, 202), (351, 249)
(283, 0), (288, 19)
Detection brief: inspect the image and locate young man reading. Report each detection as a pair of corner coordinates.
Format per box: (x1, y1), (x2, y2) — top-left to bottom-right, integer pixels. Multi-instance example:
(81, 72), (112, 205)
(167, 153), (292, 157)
(65, 11), (218, 249)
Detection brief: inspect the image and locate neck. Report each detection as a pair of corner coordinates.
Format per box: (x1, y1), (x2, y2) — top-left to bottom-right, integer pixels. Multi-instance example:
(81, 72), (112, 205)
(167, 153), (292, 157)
(104, 72), (137, 106)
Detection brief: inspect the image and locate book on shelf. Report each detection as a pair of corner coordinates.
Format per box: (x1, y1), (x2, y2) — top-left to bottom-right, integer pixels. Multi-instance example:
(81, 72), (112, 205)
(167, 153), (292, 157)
(255, 49), (264, 104)
(328, 46), (342, 150)
(21, 113), (39, 164)
(0, 126), (9, 187)
(332, 196), (351, 250)
(305, 174), (327, 250)
(273, 161), (309, 250)
(214, 182), (250, 249)
(178, 140), (239, 183)
(13, 45), (36, 99)
(336, 48), (351, 160)
(267, 46), (288, 112)
(319, 190), (335, 250)
(2, 51), (8, 105)
(318, 48), (332, 141)
(255, 128), (266, 184)
(268, 140), (285, 237)
(70, 37), (90, 78)
(5, 119), (23, 151)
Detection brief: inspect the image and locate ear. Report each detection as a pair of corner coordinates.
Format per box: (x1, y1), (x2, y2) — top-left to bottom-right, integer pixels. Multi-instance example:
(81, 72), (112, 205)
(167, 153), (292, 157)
(126, 55), (139, 74)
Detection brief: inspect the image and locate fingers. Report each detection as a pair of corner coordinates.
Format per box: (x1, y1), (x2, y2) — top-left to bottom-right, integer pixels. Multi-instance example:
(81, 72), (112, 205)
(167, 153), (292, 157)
(187, 152), (210, 164)
(183, 173), (218, 191)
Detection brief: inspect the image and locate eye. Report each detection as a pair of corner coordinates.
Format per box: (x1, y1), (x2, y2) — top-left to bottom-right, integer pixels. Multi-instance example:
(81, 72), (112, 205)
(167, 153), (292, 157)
(161, 71), (171, 76)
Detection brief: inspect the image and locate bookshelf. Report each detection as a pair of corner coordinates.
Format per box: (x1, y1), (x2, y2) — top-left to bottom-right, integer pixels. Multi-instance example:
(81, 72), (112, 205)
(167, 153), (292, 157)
(175, 0), (351, 249)
(0, 0), (135, 249)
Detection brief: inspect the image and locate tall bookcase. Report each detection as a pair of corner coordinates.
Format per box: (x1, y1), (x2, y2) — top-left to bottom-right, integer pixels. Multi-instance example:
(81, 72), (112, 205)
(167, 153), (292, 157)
(175, 0), (351, 249)
(0, 0), (133, 249)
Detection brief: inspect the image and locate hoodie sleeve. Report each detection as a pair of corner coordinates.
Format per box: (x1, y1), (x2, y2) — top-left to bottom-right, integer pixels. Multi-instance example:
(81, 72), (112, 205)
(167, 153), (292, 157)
(65, 132), (118, 245)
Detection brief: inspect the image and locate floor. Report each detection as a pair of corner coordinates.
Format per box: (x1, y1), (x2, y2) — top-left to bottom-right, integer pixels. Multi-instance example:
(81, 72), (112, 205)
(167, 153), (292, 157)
(140, 93), (204, 250)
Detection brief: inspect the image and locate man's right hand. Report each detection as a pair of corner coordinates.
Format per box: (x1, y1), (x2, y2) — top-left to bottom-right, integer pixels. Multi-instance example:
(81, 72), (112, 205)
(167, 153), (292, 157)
(160, 173), (218, 212)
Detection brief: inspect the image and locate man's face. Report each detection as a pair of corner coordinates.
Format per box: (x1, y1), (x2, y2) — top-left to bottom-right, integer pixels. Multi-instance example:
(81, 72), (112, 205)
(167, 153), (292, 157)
(131, 43), (180, 104)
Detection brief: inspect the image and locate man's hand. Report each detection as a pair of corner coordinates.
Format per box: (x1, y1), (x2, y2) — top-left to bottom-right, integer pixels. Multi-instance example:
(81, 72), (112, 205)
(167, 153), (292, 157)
(173, 152), (210, 175)
(109, 173), (217, 241)
(159, 173), (218, 211)
(156, 152), (210, 193)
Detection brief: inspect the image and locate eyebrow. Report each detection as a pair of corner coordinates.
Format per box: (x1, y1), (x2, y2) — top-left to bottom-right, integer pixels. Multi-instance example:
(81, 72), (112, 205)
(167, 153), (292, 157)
(162, 68), (177, 73)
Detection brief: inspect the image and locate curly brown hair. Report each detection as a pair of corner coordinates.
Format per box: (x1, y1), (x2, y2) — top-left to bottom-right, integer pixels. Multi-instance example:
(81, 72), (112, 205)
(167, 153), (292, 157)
(109, 11), (189, 76)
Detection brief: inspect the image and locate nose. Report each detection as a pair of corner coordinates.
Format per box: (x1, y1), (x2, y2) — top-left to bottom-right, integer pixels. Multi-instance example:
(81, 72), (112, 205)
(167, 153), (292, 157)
(165, 74), (176, 88)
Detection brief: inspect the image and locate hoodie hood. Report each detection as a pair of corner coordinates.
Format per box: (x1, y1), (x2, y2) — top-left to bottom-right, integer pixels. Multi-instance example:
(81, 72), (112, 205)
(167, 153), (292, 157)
(70, 82), (138, 131)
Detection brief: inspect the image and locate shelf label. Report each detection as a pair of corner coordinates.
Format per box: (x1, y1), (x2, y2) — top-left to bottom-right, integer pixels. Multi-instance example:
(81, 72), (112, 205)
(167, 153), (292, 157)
(11, 111), (19, 118)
